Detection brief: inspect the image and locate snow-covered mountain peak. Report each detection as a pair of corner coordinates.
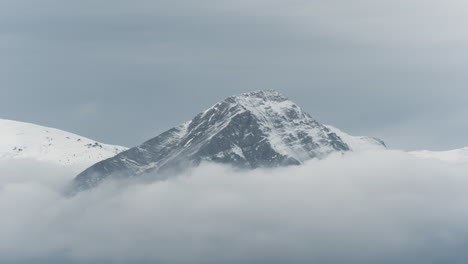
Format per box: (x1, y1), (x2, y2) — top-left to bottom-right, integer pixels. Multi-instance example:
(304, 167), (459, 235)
(230, 89), (289, 102)
(199, 90), (299, 121)
(210, 90), (303, 117)
(73, 91), (384, 191)
(174, 90), (349, 167)
(0, 119), (127, 170)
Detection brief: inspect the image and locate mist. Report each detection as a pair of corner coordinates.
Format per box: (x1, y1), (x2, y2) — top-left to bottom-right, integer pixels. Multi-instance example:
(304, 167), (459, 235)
(2, 150), (468, 263)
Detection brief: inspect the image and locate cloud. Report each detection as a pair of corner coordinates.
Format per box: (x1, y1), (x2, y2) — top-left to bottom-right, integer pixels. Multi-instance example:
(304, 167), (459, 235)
(2, 0), (468, 150)
(1, 151), (468, 263)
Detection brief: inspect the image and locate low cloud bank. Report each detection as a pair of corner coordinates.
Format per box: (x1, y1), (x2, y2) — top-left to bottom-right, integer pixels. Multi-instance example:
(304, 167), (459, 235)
(2, 151), (468, 264)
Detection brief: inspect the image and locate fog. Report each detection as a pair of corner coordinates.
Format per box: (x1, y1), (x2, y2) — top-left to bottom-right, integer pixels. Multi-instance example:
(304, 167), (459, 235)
(2, 151), (468, 263)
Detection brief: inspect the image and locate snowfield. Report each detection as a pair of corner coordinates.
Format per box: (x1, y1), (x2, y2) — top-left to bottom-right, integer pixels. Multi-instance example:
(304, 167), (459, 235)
(0, 119), (127, 172)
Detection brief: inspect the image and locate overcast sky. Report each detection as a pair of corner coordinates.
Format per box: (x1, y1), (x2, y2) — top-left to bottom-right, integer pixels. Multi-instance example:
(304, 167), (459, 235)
(1, 0), (468, 151)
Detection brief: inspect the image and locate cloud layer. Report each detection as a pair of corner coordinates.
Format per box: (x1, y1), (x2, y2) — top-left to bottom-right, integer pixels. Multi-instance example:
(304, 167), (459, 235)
(2, 151), (468, 263)
(2, 0), (468, 150)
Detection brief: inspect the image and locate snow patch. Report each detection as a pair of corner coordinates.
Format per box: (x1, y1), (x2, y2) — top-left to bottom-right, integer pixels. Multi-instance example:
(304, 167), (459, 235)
(0, 119), (128, 171)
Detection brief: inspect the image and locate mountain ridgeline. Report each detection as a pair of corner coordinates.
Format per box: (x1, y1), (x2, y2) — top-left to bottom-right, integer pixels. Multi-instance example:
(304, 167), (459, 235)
(0, 119), (127, 170)
(73, 90), (385, 191)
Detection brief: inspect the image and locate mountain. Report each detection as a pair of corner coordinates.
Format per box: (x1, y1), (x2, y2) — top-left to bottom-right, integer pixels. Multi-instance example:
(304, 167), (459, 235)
(0, 119), (128, 171)
(73, 90), (385, 191)
(325, 125), (386, 152)
(410, 147), (468, 164)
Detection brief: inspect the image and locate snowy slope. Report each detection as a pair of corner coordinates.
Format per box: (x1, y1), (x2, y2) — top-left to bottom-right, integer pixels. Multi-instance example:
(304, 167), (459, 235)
(0, 119), (127, 170)
(410, 148), (468, 164)
(325, 125), (386, 152)
(74, 90), (385, 191)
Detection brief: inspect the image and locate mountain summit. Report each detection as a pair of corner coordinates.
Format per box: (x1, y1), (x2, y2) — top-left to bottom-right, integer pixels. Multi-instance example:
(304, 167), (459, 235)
(73, 90), (384, 191)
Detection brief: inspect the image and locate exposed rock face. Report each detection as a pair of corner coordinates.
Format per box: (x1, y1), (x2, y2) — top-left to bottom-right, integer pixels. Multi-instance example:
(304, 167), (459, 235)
(73, 90), (382, 191)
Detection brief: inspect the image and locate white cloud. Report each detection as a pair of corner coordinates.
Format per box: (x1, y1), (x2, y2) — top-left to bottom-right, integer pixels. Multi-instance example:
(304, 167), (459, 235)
(1, 150), (468, 263)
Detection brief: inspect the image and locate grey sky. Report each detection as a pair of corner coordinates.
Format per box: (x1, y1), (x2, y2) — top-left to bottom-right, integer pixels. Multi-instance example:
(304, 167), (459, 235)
(1, 0), (467, 150)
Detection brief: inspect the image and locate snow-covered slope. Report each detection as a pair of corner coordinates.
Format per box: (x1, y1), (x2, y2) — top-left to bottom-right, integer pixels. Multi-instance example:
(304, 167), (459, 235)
(74, 90), (385, 191)
(410, 148), (468, 164)
(0, 119), (128, 170)
(325, 125), (386, 152)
